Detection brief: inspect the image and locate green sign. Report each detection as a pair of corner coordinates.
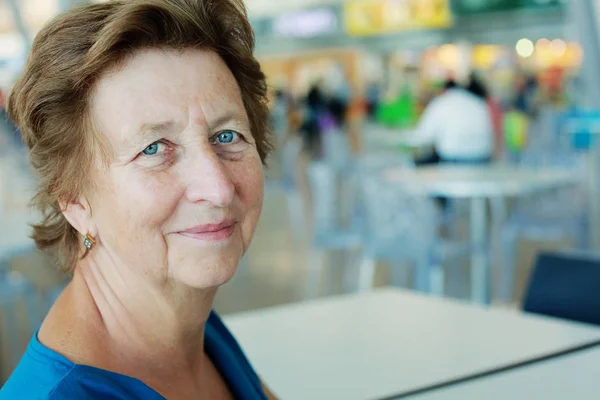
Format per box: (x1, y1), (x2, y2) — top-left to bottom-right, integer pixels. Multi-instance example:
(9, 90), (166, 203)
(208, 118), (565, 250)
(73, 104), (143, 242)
(523, 0), (564, 8)
(453, 0), (563, 15)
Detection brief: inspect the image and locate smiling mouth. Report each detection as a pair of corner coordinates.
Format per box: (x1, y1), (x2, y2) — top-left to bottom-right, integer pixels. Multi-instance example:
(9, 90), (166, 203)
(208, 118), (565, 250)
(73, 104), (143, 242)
(177, 220), (236, 242)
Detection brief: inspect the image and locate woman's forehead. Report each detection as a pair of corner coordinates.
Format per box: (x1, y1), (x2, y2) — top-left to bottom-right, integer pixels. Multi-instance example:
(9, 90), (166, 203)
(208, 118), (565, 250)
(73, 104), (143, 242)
(87, 48), (249, 161)
(91, 48), (246, 130)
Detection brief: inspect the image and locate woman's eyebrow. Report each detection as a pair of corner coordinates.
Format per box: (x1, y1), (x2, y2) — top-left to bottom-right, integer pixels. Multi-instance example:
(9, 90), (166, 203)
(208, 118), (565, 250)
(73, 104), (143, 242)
(210, 112), (248, 129)
(137, 120), (176, 136)
(114, 120), (177, 160)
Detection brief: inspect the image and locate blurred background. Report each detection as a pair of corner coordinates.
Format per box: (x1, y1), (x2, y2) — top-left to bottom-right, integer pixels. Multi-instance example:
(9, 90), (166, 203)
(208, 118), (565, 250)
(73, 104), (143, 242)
(3, 0), (600, 386)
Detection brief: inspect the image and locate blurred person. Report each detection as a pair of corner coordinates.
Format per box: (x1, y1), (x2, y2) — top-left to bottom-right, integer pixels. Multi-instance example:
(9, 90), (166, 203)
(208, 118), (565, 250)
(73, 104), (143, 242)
(300, 82), (327, 160)
(365, 82), (380, 119)
(328, 72), (351, 128)
(411, 78), (493, 165)
(0, 1), (278, 399)
(268, 88), (291, 180)
(0, 88), (7, 141)
(271, 88), (290, 146)
(328, 94), (349, 128)
(468, 74), (504, 159)
(412, 79), (455, 166)
(515, 75), (539, 117)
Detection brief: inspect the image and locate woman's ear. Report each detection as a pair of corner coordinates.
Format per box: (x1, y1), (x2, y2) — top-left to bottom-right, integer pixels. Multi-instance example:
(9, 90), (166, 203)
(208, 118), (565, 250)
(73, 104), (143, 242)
(60, 196), (97, 237)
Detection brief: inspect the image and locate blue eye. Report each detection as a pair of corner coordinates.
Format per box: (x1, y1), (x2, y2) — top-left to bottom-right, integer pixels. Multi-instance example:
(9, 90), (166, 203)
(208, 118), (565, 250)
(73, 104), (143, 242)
(142, 142), (160, 156)
(216, 131), (238, 144)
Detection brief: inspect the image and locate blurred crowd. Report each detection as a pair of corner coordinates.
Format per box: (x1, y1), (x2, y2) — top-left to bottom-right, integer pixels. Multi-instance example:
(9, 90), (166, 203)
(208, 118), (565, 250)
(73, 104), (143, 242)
(269, 68), (559, 171)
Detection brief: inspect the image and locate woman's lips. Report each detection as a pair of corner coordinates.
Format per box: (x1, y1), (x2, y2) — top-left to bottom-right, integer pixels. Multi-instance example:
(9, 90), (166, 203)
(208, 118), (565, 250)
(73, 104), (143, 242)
(177, 220), (236, 242)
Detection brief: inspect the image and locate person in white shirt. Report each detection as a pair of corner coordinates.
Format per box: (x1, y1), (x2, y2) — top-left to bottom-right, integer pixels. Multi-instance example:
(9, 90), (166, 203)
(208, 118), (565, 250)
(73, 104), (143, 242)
(411, 79), (494, 163)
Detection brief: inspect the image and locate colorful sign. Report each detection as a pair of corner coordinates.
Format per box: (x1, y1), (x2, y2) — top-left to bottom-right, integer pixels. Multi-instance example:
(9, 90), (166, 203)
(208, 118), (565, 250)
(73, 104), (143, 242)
(344, 0), (452, 37)
(453, 0), (564, 15)
(273, 8), (339, 38)
(251, 6), (343, 39)
(559, 110), (600, 151)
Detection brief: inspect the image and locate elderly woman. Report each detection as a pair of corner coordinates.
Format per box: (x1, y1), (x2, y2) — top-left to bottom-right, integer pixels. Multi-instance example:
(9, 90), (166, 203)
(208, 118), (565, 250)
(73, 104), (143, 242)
(0, 0), (278, 399)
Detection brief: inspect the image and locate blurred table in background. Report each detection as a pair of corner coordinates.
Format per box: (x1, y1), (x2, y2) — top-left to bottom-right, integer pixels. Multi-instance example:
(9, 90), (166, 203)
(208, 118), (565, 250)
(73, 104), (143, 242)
(405, 346), (600, 400)
(384, 164), (578, 304)
(363, 127), (414, 149)
(384, 164), (576, 199)
(225, 288), (600, 400)
(361, 126), (433, 159)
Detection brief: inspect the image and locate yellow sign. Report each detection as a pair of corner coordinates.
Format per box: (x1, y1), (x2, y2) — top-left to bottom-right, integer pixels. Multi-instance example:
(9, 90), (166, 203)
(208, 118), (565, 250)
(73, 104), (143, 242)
(345, 0), (452, 37)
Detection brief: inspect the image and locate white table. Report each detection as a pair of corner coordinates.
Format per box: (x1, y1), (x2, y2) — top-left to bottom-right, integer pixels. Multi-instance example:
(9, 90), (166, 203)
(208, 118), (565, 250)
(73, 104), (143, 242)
(365, 129), (414, 148)
(363, 128), (433, 159)
(384, 164), (579, 304)
(224, 289), (600, 400)
(406, 346), (600, 399)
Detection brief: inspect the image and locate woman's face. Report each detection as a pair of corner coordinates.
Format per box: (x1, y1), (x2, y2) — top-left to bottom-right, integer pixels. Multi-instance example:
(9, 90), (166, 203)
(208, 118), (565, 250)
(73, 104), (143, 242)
(87, 49), (264, 289)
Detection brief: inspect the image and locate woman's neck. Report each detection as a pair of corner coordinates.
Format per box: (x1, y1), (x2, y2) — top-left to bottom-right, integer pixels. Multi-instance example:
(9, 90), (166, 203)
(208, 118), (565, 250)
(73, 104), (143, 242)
(84, 256), (217, 363)
(39, 261), (218, 397)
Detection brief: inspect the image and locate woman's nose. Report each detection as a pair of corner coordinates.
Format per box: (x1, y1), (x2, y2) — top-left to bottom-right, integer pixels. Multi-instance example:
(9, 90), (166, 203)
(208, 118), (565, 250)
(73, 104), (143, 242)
(183, 146), (235, 207)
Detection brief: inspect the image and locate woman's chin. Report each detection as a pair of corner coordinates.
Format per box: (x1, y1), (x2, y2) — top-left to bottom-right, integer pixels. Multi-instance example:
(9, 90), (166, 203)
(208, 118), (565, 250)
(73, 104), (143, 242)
(172, 257), (241, 290)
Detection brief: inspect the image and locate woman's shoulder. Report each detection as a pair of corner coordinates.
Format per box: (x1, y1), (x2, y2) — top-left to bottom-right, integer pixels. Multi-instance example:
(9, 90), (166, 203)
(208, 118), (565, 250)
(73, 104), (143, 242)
(0, 333), (163, 400)
(206, 311), (268, 399)
(0, 332), (75, 399)
(206, 310), (255, 373)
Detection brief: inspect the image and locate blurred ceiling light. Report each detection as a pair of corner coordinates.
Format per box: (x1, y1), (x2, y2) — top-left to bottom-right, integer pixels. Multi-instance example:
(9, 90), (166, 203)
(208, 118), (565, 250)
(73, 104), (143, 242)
(534, 38), (553, 67)
(536, 38), (551, 50)
(566, 41), (584, 67)
(473, 45), (499, 68)
(550, 39), (567, 57)
(437, 44), (459, 68)
(515, 38), (534, 58)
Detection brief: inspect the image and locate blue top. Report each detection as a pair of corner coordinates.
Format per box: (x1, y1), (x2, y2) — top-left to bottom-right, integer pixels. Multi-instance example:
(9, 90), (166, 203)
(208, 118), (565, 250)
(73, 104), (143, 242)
(0, 311), (267, 400)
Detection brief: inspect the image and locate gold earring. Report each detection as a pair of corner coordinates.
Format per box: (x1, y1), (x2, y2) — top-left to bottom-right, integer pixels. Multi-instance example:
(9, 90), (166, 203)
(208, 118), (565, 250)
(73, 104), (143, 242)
(83, 233), (96, 251)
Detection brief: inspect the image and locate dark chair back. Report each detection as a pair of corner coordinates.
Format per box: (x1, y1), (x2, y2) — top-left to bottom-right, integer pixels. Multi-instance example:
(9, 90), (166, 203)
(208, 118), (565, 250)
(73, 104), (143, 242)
(523, 251), (600, 326)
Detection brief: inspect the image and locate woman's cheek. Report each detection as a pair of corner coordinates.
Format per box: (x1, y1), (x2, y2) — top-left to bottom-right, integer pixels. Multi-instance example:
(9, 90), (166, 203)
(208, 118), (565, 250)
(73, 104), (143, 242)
(234, 157), (264, 202)
(122, 170), (184, 227)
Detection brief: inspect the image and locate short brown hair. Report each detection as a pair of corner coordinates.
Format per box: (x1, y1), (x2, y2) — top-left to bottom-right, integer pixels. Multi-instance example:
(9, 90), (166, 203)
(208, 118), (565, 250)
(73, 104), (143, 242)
(8, 0), (272, 272)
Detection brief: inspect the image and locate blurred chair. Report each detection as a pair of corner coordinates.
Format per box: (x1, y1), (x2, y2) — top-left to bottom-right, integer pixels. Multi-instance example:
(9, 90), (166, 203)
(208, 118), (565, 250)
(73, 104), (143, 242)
(527, 106), (561, 151)
(0, 247), (67, 376)
(354, 151), (415, 173)
(281, 136), (306, 237)
(0, 147), (36, 214)
(347, 151), (415, 231)
(265, 135), (306, 239)
(500, 150), (589, 301)
(360, 122), (408, 153)
(320, 129), (354, 223)
(0, 271), (40, 373)
(322, 129), (353, 174)
(357, 175), (471, 295)
(523, 251), (600, 326)
(305, 161), (362, 298)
